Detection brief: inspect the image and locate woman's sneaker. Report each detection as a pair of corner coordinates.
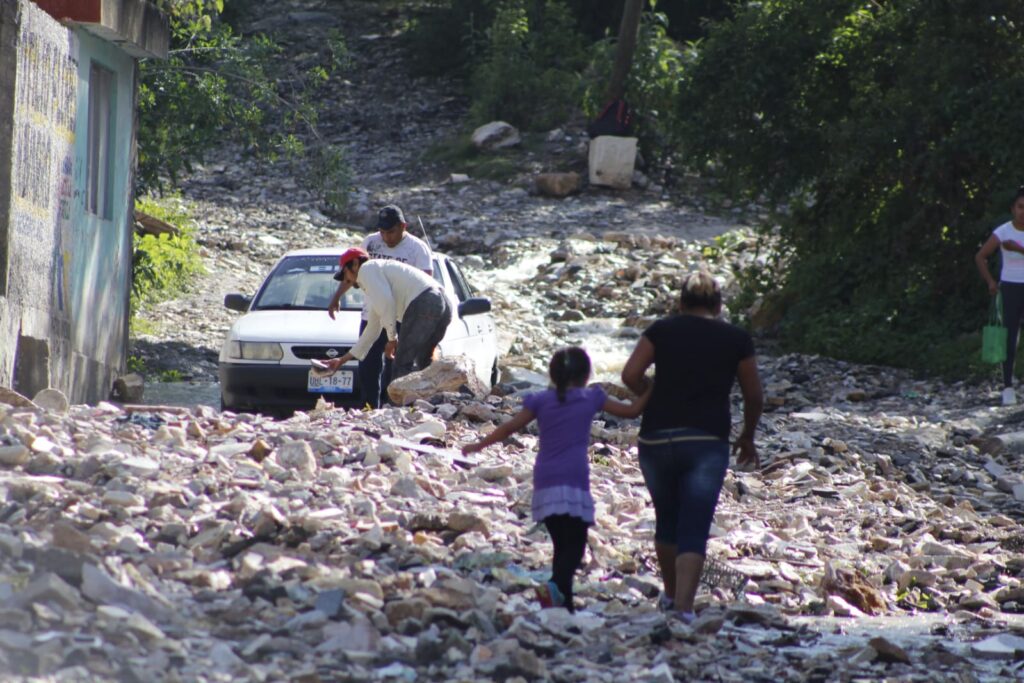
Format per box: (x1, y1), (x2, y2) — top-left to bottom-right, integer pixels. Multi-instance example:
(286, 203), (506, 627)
(535, 581), (565, 608)
(657, 593), (675, 612)
(669, 610), (696, 625)
(1003, 387), (1017, 406)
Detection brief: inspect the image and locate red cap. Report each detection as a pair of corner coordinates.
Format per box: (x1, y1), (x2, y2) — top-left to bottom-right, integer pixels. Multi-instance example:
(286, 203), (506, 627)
(339, 247), (369, 269)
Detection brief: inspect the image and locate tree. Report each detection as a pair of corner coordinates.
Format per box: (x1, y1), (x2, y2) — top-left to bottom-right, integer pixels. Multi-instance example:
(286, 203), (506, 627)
(605, 0), (644, 102)
(138, 0), (351, 209)
(678, 0), (1024, 374)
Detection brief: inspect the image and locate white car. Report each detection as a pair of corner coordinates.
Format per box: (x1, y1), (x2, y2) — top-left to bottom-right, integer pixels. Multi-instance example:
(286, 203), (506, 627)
(218, 248), (498, 414)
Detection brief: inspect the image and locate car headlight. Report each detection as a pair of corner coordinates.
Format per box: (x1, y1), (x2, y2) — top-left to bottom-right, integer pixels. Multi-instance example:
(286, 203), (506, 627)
(227, 341), (283, 361)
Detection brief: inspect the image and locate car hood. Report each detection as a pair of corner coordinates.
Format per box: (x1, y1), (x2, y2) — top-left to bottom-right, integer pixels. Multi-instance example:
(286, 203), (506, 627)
(228, 310), (361, 344)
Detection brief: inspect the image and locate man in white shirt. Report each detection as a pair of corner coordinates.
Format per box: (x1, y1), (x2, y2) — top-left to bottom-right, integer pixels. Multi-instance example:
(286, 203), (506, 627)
(328, 205), (433, 406)
(323, 248), (452, 391)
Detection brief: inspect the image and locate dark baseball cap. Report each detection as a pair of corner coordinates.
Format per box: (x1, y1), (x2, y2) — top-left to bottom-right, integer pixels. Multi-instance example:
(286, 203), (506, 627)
(374, 205), (405, 231)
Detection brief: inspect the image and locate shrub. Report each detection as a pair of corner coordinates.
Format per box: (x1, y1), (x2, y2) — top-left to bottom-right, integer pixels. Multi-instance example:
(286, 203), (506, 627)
(677, 0), (1024, 375)
(582, 10), (690, 172)
(131, 197), (205, 316)
(140, 1), (351, 209)
(468, 0), (587, 131)
(404, 0), (495, 78)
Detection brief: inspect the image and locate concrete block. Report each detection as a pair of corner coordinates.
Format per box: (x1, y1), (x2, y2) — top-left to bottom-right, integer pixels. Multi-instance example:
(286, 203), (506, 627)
(588, 136), (637, 190)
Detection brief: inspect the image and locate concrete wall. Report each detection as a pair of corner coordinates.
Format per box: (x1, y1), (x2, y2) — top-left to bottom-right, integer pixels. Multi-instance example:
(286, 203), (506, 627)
(0, 0), (141, 403)
(0, 0), (78, 400)
(68, 28), (135, 402)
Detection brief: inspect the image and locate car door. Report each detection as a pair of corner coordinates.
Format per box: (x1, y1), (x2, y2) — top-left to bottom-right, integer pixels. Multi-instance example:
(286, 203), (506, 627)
(434, 256), (471, 360)
(445, 257), (496, 379)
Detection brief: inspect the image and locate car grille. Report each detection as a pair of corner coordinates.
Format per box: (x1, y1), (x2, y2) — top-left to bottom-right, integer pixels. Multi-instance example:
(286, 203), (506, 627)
(290, 345), (352, 360)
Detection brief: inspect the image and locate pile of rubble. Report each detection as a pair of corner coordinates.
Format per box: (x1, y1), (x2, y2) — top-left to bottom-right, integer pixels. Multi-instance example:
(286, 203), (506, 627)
(97, 1), (1024, 679)
(1, 366), (1024, 680)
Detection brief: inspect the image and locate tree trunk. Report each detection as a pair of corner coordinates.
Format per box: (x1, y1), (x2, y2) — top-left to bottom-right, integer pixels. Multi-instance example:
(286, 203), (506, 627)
(605, 0), (645, 102)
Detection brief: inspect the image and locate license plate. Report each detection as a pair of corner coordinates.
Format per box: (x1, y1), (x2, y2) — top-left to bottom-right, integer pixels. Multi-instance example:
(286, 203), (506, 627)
(307, 369), (354, 393)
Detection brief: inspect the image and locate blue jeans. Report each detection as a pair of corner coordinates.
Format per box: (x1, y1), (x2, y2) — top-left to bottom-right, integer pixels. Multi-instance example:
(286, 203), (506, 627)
(638, 428), (729, 555)
(358, 319), (398, 408)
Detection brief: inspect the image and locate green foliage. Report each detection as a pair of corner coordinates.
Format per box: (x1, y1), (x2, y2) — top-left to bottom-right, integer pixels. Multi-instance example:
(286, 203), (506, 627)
(469, 0), (587, 131)
(307, 144), (354, 215)
(422, 134), (526, 181)
(130, 317), (162, 337)
(131, 197), (205, 314)
(126, 355), (147, 374)
(405, 0), (729, 74)
(159, 369), (186, 382)
(139, 1), (351, 209)
(404, 0), (495, 78)
(895, 584), (942, 611)
(677, 0), (1024, 375)
(583, 10), (690, 168)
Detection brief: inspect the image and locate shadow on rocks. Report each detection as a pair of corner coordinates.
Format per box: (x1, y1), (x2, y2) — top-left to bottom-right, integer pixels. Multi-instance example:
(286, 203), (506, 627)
(129, 338), (220, 381)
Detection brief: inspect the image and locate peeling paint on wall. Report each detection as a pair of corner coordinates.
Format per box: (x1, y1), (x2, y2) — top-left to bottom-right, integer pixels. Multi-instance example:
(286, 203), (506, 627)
(10, 0), (76, 316)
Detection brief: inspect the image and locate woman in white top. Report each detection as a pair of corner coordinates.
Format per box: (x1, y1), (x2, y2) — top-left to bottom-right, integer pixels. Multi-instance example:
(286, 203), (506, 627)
(975, 187), (1024, 405)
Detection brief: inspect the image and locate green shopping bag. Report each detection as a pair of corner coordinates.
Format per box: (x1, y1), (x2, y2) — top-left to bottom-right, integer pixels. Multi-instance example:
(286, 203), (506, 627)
(982, 292), (1007, 364)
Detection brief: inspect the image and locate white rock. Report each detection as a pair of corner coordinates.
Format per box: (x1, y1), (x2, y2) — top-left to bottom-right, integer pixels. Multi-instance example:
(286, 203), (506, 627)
(102, 491), (145, 508)
(471, 121), (520, 150)
(970, 633), (1024, 660)
(0, 444), (29, 467)
(276, 440), (318, 479)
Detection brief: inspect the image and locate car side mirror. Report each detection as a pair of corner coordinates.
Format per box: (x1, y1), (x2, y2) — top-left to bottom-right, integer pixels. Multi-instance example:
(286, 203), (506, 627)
(224, 293), (252, 312)
(458, 297), (491, 317)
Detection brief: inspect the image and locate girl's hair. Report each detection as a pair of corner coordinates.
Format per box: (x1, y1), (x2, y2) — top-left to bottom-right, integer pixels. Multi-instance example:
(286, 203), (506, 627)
(1013, 186), (1024, 207)
(549, 346), (591, 402)
(680, 271), (722, 311)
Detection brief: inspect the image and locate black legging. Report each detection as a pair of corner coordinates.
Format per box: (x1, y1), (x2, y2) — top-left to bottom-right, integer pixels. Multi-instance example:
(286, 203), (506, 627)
(543, 514), (588, 612)
(1003, 282), (1024, 387)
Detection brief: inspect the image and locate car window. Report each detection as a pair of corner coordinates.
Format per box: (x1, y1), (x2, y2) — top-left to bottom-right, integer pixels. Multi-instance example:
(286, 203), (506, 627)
(431, 258), (445, 288)
(252, 255), (365, 311)
(446, 260), (473, 302)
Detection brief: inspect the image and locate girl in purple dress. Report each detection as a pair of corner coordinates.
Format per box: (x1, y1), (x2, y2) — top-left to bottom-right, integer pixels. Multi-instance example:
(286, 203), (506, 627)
(462, 347), (650, 611)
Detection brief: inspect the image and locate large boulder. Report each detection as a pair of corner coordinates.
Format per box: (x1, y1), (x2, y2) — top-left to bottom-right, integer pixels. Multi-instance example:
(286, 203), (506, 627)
(471, 121), (521, 151)
(387, 356), (488, 406)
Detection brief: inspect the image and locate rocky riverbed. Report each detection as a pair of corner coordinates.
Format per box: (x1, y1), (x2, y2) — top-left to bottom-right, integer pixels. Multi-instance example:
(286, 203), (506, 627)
(2, 0), (1024, 681)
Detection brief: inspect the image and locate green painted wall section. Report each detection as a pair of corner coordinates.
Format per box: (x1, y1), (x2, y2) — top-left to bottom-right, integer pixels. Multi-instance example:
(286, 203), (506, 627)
(69, 29), (134, 384)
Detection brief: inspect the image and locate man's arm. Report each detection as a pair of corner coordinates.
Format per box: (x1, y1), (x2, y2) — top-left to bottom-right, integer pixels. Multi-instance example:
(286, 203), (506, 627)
(359, 265), (399, 340)
(347, 312), (383, 362)
(327, 281), (349, 320)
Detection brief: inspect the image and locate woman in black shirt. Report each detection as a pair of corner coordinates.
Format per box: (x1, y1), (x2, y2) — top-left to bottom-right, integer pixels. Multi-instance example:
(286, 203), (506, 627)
(621, 271), (763, 622)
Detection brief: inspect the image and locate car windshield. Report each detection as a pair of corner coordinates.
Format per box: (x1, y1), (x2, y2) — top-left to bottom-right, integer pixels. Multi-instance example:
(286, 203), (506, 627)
(251, 255), (365, 311)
